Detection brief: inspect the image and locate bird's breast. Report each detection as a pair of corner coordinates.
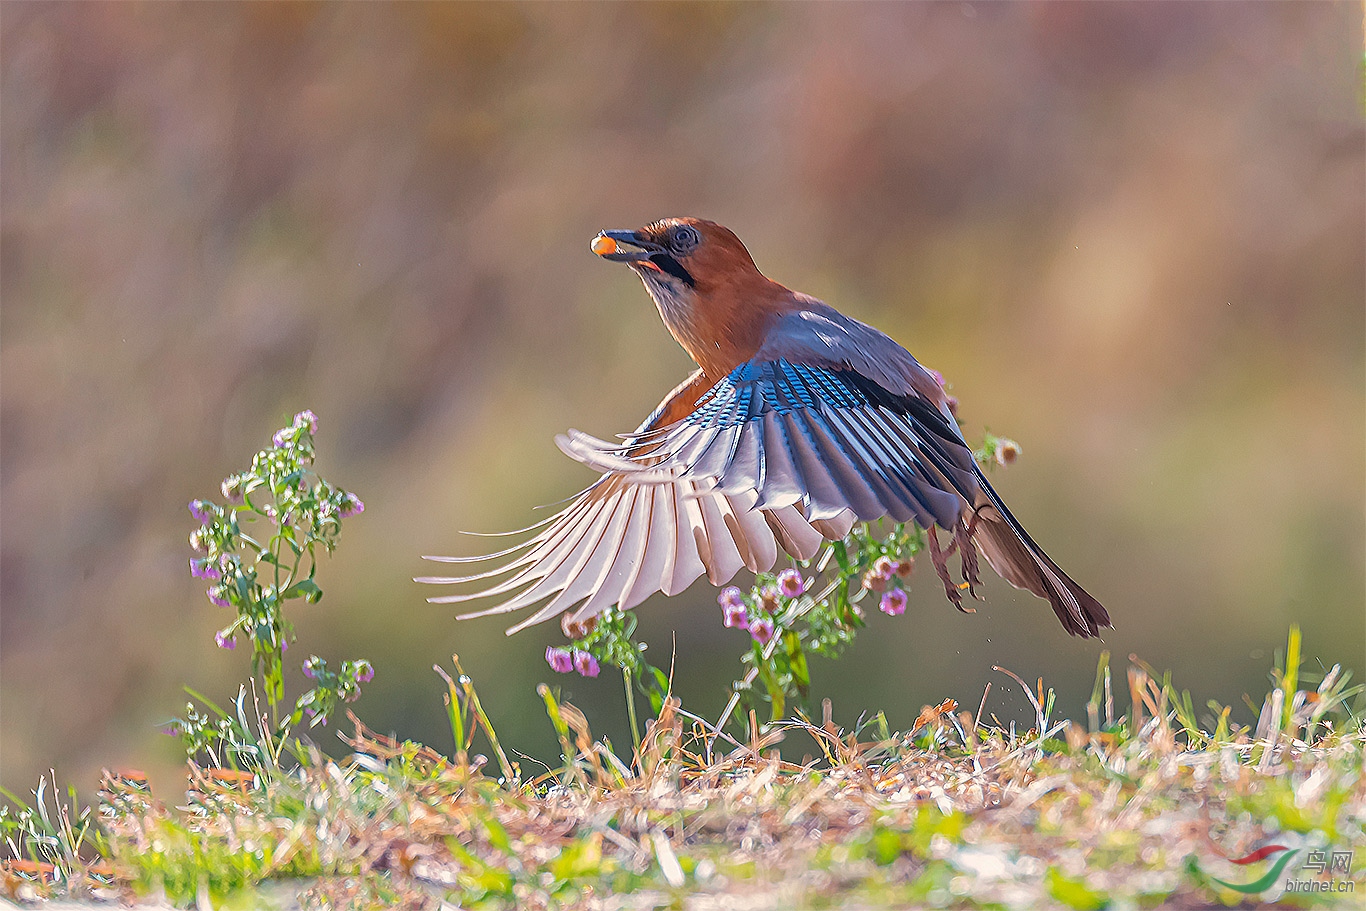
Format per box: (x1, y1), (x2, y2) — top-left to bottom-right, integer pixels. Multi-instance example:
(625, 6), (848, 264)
(640, 277), (723, 374)
(639, 270), (794, 378)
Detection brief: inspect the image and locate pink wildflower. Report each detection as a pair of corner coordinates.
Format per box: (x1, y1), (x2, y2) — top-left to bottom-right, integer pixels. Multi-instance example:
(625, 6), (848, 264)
(573, 650), (600, 678)
(722, 602), (749, 629)
(748, 616), (775, 644)
(190, 557), (220, 581)
(777, 568), (808, 598)
(880, 588), (907, 616)
(545, 646), (573, 674)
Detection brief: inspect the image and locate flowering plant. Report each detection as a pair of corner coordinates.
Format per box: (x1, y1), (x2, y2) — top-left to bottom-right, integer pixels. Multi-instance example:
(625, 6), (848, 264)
(170, 411), (373, 761)
(553, 425), (1022, 732)
(714, 522), (923, 723)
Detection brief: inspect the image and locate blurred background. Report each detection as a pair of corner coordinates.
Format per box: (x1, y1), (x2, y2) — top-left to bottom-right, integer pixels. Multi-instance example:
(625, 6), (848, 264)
(2, 3), (1362, 797)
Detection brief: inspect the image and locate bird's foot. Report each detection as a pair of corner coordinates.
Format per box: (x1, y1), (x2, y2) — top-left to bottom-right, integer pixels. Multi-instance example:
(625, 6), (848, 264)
(956, 513), (983, 601)
(926, 527), (964, 612)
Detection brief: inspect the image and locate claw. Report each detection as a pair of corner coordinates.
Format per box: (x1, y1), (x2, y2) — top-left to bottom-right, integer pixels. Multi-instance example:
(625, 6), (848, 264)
(956, 512), (983, 600)
(926, 526), (964, 612)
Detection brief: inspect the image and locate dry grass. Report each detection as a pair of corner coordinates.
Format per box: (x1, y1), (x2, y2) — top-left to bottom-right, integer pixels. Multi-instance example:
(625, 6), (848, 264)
(4, 638), (1364, 910)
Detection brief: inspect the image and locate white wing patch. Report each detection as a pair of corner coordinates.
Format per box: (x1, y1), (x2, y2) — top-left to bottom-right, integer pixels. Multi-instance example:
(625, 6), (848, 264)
(418, 473), (852, 634)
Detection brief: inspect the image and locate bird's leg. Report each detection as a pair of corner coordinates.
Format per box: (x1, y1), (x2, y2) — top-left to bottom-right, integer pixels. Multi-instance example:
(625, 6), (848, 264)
(926, 526), (964, 612)
(938, 525), (960, 558)
(957, 512), (983, 602)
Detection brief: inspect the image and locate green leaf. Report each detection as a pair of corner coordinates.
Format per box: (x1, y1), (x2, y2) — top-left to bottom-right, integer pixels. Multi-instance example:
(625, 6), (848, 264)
(483, 814), (513, 857)
(647, 666), (670, 699)
(756, 657), (785, 721)
(1041, 737), (1070, 754)
(1046, 867), (1109, 910)
(264, 668), (283, 706)
(550, 836), (602, 881)
(784, 630), (810, 695)
(283, 578), (322, 603)
(445, 836), (514, 894)
(467, 867), (515, 895)
(870, 827), (902, 866)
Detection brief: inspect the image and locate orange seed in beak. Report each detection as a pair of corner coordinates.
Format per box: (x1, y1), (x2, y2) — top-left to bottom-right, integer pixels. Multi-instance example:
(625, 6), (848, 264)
(591, 235), (617, 256)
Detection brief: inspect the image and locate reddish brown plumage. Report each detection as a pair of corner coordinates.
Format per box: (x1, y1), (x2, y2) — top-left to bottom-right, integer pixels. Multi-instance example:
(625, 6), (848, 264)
(625, 218), (798, 381)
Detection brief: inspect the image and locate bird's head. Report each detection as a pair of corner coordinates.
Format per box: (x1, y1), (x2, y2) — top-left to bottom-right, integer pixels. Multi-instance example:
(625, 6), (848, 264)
(591, 217), (762, 297)
(591, 218), (791, 377)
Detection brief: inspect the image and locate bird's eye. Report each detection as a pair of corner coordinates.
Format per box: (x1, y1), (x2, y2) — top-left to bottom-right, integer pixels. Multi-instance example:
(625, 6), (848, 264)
(670, 225), (701, 256)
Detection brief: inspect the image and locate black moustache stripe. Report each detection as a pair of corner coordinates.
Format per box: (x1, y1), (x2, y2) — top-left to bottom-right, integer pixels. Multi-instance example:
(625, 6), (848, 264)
(650, 253), (695, 287)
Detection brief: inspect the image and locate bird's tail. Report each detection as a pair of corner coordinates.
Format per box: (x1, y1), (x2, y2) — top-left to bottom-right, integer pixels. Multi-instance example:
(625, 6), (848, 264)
(970, 468), (1111, 638)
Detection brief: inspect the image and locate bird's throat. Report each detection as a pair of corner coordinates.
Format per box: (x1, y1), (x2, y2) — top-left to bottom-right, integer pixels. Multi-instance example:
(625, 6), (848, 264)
(638, 269), (794, 380)
(640, 275), (715, 371)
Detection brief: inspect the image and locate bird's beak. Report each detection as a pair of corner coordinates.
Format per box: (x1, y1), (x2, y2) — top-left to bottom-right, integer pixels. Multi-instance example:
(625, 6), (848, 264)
(592, 229), (664, 263)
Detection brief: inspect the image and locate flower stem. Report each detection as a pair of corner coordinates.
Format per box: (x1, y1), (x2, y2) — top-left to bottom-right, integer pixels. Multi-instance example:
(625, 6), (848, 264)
(624, 664), (643, 761)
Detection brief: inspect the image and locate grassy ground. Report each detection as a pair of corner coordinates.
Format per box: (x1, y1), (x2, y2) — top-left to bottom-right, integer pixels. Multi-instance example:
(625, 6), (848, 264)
(3, 632), (1364, 910)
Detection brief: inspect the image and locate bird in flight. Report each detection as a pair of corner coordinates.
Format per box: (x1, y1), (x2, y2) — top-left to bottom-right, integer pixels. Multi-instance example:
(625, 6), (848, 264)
(420, 218), (1110, 639)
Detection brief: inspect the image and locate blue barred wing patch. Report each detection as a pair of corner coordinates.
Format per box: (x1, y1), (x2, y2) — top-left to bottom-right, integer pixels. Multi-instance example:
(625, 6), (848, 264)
(650, 358), (975, 530)
(689, 360), (870, 427)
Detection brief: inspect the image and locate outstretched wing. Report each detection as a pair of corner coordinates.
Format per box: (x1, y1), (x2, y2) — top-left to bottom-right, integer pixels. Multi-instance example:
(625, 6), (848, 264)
(418, 369), (854, 634)
(546, 305), (1109, 639)
(419, 476), (852, 634)
(560, 358), (976, 532)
